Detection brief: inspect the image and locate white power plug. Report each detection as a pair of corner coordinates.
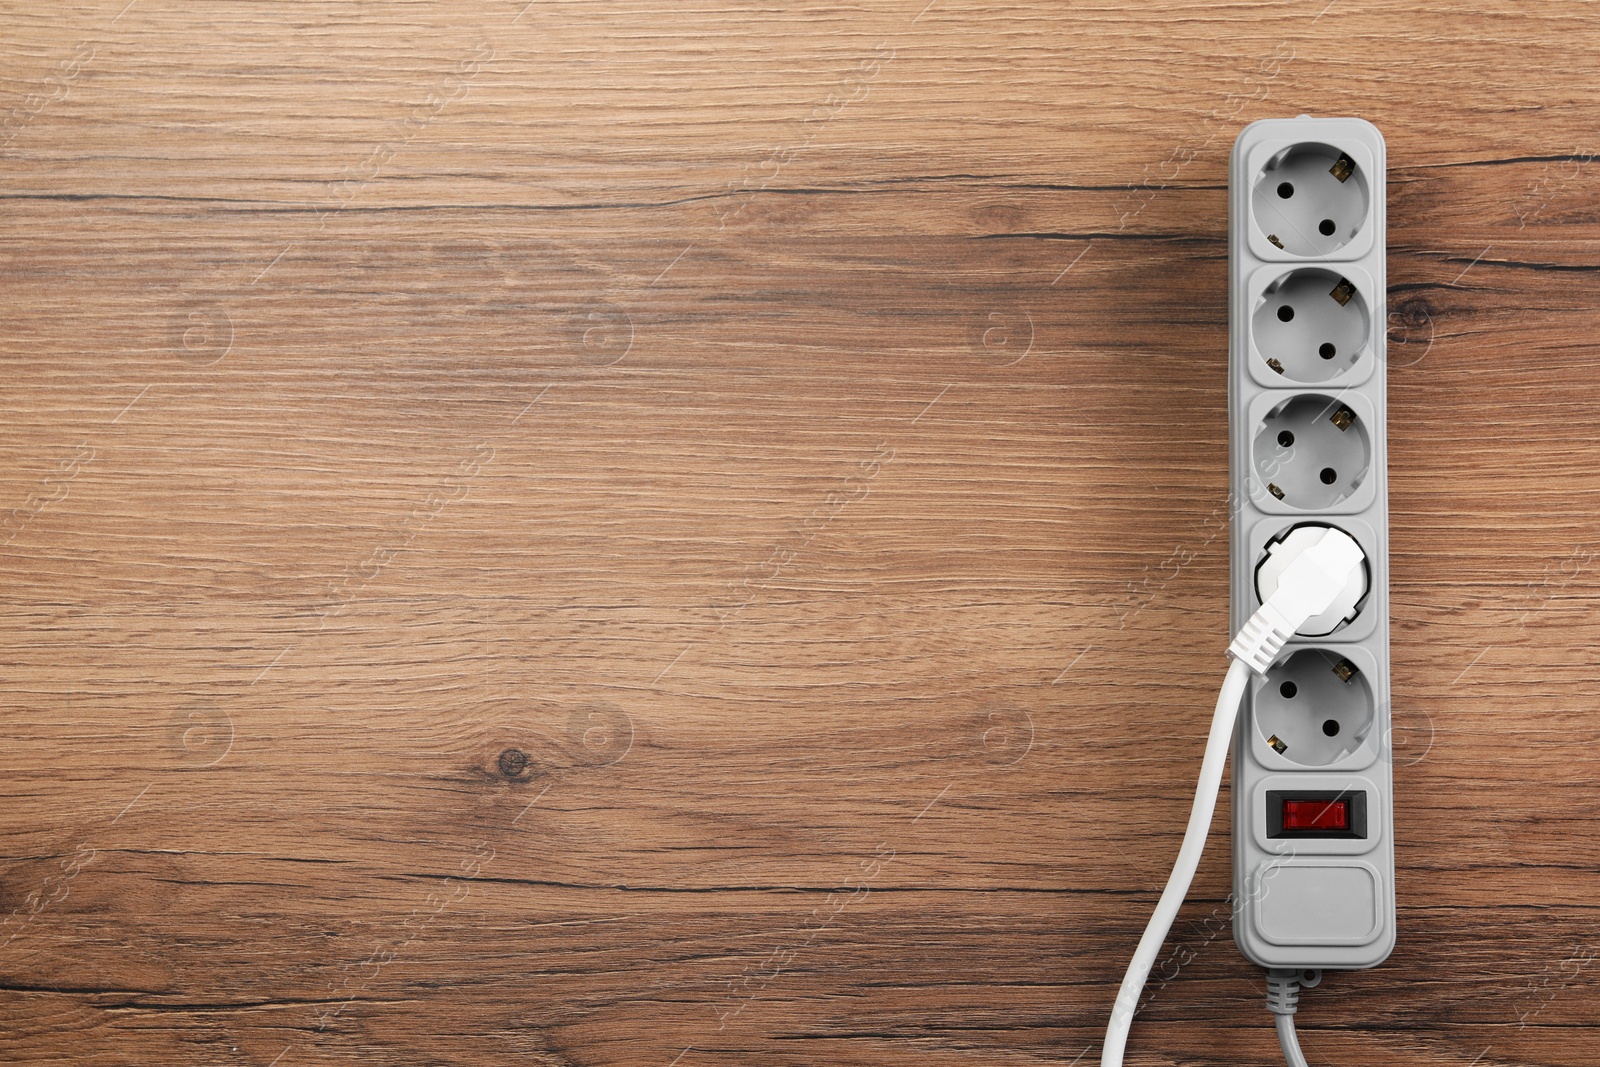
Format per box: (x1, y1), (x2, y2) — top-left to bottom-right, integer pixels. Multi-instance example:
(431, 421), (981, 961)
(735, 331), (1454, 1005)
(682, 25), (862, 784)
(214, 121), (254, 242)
(1254, 524), (1369, 637)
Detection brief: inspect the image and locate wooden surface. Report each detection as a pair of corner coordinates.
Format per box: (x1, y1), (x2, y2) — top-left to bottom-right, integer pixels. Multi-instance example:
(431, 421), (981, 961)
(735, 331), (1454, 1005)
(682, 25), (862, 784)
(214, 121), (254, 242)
(2, 2), (1598, 1064)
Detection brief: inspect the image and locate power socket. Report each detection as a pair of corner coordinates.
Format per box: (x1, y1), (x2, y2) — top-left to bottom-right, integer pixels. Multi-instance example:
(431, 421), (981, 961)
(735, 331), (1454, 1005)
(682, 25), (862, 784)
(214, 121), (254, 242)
(1229, 118), (1394, 970)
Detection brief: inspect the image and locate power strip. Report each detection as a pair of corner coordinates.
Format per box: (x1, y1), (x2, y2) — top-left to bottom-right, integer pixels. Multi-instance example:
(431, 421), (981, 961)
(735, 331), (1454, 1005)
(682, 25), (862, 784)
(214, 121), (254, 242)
(1101, 116), (1390, 1067)
(1229, 117), (1394, 971)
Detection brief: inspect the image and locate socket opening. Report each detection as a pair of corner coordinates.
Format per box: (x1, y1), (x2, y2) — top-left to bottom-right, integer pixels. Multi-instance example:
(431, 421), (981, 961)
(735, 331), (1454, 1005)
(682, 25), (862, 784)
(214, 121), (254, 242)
(1252, 268), (1370, 383)
(1254, 649), (1375, 767)
(1253, 394), (1371, 509)
(1252, 142), (1370, 257)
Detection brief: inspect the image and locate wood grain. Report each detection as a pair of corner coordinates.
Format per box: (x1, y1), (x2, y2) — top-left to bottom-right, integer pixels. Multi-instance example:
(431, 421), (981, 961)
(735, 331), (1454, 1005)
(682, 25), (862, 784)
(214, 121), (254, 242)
(2, 1), (1598, 1064)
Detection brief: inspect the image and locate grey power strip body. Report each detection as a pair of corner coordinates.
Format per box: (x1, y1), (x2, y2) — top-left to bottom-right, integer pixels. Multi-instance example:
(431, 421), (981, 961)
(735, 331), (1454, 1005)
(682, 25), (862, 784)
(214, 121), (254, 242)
(1228, 117), (1395, 970)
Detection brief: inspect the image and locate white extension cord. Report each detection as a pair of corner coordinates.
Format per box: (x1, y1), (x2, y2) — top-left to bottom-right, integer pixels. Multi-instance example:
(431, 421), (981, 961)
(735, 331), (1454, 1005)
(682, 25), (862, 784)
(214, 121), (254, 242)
(1100, 525), (1366, 1067)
